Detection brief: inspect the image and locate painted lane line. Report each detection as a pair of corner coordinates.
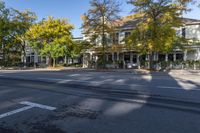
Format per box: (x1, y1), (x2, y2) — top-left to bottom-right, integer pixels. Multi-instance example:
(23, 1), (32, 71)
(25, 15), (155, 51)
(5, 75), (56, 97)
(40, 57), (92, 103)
(156, 86), (181, 89)
(15, 77), (200, 91)
(3, 75), (199, 91)
(20, 101), (56, 111)
(0, 106), (33, 119)
(37, 77), (64, 81)
(39, 77), (200, 91)
(0, 101), (56, 119)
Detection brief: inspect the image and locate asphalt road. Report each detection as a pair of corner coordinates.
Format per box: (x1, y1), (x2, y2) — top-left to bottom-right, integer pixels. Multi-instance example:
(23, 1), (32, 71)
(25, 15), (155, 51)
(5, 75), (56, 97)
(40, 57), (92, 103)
(0, 70), (200, 133)
(0, 70), (200, 101)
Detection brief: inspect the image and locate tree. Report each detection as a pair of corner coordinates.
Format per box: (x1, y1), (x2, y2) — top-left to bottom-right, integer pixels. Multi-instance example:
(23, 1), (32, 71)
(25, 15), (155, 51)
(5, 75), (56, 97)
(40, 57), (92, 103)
(68, 40), (92, 64)
(0, 1), (11, 65)
(127, 0), (192, 69)
(26, 16), (74, 67)
(0, 2), (37, 67)
(61, 40), (92, 65)
(11, 9), (37, 65)
(82, 0), (121, 68)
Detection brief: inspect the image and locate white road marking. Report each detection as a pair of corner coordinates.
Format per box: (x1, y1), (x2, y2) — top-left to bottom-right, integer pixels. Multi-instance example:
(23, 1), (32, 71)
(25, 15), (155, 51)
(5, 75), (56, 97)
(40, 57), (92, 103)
(37, 77), (64, 81)
(0, 101), (56, 119)
(0, 106), (33, 119)
(157, 86), (200, 91)
(157, 86), (181, 89)
(20, 101), (56, 111)
(37, 77), (200, 91)
(2, 76), (200, 91)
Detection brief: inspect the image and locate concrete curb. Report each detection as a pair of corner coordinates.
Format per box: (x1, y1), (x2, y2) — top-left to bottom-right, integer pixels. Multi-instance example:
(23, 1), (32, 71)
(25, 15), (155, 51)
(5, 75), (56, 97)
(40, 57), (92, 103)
(0, 68), (200, 76)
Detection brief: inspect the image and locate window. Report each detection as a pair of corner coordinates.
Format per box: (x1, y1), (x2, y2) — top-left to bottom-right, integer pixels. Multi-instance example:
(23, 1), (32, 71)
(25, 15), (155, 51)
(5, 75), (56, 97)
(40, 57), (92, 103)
(168, 54), (174, 61)
(113, 32), (119, 44)
(176, 53), (184, 61)
(38, 56), (41, 63)
(124, 52), (130, 63)
(132, 55), (137, 63)
(108, 54), (112, 61)
(125, 32), (131, 39)
(114, 52), (118, 61)
(158, 54), (166, 62)
(182, 28), (186, 38)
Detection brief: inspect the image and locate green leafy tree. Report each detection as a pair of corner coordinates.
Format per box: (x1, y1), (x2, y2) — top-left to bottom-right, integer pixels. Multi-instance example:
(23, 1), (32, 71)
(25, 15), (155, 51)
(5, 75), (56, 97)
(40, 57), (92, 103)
(0, 1), (11, 65)
(127, 0), (192, 69)
(82, 0), (121, 68)
(0, 1), (37, 66)
(11, 9), (37, 65)
(26, 16), (74, 67)
(68, 40), (92, 64)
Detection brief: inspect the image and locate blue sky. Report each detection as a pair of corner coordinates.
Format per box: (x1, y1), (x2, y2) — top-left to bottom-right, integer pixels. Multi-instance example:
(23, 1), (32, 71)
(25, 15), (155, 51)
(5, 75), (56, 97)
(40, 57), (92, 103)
(3, 0), (200, 37)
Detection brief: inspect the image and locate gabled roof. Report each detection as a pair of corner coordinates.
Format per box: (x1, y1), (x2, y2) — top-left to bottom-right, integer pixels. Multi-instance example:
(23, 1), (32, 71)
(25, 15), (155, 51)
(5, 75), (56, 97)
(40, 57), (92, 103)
(181, 18), (200, 25)
(114, 16), (200, 30)
(119, 18), (141, 30)
(113, 15), (141, 30)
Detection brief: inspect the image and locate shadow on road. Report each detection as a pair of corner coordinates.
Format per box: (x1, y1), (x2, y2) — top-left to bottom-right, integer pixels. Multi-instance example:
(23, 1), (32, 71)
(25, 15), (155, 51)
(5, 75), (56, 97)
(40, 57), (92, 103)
(0, 70), (200, 133)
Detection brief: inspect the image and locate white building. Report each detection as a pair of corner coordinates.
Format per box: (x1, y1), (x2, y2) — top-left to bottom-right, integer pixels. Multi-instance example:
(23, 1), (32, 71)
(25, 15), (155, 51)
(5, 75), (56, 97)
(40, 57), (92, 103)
(24, 37), (84, 67)
(82, 17), (200, 69)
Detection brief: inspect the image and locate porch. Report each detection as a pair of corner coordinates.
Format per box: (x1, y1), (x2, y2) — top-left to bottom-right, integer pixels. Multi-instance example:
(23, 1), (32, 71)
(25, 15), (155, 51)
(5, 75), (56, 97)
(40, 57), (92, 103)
(83, 47), (200, 70)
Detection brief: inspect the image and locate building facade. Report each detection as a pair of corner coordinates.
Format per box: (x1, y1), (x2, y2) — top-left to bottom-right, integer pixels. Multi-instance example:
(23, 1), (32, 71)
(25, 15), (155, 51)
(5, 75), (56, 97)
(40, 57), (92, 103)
(82, 17), (200, 69)
(23, 37), (84, 67)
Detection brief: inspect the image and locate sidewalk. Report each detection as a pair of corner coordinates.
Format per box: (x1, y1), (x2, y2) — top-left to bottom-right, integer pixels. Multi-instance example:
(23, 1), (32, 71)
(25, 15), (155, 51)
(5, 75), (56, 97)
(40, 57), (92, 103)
(0, 67), (200, 75)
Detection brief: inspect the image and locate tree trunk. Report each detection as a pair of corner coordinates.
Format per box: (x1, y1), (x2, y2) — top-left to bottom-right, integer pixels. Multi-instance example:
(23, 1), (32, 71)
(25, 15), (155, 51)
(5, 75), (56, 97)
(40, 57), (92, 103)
(102, 15), (106, 69)
(53, 58), (56, 68)
(71, 58), (74, 64)
(2, 43), (5, 67)
(48, 57), (53, 67)
(64, 55), (67, 64)
(22, 44), (26, 68)
(149, 52), (154, 70)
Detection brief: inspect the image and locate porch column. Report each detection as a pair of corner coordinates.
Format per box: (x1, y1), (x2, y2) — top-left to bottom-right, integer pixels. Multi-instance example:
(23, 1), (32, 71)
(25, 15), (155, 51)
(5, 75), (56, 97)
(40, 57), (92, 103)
(46, 56), (49, 65)
(95, 55), (98, 62)
(64, 55), (67, 64)
(153, 53), (156, 61)
(112, 52), (115, 63)
(154, 52), (158, 61)
(130, 52), (133, 64)
(82, 53), (89, 68)
(146, 54), (149, 61)
(21, 54), (26, 64)
(165, 54), (168, 62)
(137, 54), (140, 69)
(198, 48), (200, 60)
(123, 53), (125, 69)
(146, 54), (150, 69)
(40, 56), (42, 63)
(156, 53), (159, 61)
(117, 52), (119, 61)
(184, 50), (187, 61)
(89, 52), (93, 61)
(106, 54), (108, 61)
(34, 51), (38, 64)
(173, 53), (176, 61)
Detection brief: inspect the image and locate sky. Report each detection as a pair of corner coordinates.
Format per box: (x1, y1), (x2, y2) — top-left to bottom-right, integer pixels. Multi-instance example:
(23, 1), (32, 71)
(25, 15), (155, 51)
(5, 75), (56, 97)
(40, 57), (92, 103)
(3, 0), (200, 37)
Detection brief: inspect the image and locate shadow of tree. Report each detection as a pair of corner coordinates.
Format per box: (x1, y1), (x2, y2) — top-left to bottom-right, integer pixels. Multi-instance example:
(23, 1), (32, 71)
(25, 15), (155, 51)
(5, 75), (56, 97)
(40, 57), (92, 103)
(0, 70), (200, 133)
